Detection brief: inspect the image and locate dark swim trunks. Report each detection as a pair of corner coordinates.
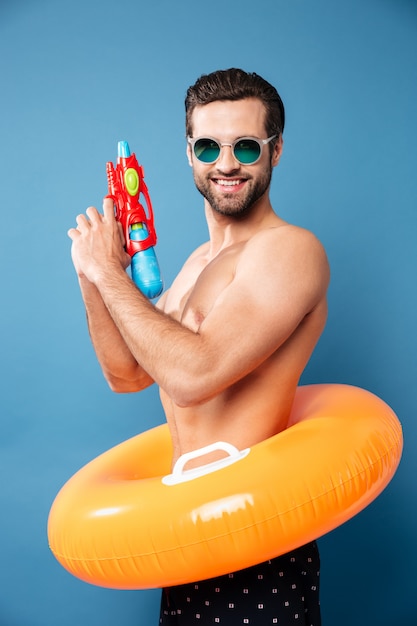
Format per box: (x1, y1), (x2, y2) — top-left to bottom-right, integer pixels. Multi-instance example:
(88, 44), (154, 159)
(159, 540), (321, 625)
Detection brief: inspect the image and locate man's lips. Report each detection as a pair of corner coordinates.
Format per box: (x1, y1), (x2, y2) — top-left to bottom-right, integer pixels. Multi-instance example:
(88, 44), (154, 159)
(211, 178), (247, 192)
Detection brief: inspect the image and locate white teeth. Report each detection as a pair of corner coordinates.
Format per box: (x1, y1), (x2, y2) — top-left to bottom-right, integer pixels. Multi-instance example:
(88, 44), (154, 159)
(216, 179), (242, 186)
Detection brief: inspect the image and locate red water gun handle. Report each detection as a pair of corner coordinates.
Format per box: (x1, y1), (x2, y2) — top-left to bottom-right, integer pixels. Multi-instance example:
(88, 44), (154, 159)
(106, 143), (157, 258)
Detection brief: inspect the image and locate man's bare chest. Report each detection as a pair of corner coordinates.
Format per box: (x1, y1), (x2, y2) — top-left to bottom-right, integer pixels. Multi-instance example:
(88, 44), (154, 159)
(162, 244), (243, 331)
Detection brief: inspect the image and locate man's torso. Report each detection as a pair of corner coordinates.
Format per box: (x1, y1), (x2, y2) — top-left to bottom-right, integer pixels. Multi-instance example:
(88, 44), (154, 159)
(158, 224), (328, 468)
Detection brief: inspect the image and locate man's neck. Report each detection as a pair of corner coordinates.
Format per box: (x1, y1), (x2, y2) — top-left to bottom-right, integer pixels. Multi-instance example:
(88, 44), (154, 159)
(204, 199), (282, 259)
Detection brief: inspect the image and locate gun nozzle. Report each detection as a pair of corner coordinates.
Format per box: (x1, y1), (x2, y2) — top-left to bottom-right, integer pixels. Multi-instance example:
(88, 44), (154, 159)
(118, 140), (131, 158)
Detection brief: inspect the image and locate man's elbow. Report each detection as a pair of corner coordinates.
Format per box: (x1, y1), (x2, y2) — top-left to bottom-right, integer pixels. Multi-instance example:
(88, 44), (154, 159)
(166, 374), (216, 408)
(104, 371), (153, 394)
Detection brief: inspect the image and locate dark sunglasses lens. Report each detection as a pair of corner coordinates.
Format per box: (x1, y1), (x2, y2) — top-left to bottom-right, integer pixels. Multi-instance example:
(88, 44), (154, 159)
(194, 139), (220, 163)
(234, 139), (261, 164)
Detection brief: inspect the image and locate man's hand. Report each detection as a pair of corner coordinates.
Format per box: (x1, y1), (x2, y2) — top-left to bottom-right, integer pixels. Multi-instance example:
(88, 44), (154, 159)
(68, 197), (130, 284)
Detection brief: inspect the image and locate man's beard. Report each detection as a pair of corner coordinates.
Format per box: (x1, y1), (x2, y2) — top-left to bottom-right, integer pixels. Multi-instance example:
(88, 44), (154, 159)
(193, 165), (273, 219)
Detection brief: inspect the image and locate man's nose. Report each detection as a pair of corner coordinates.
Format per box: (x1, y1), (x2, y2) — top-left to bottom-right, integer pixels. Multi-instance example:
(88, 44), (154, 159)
(215, 145), (240, 172)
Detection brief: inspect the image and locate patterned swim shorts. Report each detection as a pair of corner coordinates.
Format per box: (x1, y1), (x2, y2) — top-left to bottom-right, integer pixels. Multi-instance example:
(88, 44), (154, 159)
(159, 540), (321, 625)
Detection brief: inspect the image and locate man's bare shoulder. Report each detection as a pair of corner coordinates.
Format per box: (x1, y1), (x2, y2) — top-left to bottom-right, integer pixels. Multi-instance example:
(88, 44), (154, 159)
(251, 222), (323, 245)
(245, 223), (328, 267)
(237, 223), (330, 308)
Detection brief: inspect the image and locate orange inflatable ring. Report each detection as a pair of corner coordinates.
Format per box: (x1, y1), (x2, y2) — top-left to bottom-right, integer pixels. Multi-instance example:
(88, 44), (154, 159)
(48, 384), (402, 589)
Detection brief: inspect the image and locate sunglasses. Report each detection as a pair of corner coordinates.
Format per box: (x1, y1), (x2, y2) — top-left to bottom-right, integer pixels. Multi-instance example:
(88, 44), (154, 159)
(188, 135), (277, 165)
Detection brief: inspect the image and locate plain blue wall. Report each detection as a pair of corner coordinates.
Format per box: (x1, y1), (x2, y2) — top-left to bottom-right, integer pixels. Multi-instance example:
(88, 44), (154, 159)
(0, 0), (415, 624)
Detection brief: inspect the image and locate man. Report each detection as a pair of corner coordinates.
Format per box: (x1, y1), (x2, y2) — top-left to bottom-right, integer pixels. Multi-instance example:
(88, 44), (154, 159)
(68, 68), (329, 625)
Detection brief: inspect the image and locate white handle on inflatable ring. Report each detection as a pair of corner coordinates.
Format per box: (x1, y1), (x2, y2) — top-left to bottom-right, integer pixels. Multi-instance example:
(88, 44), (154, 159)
(162, 441), (250, 486)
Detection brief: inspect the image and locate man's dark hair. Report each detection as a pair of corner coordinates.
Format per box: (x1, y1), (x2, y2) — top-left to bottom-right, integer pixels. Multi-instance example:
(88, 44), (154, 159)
(185, 68), (285, 139)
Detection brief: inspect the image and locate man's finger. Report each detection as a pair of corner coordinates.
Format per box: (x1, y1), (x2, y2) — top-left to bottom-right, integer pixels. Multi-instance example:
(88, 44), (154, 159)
(103, 197), (116, 222)
(67, 227), (80, 241)
(86, 206), (102, 223)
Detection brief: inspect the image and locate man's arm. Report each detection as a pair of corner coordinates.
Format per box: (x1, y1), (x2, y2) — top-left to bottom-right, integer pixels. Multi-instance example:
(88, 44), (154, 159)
(78, 276), (155, 392)
(69, 205), (155, 393)
(68, 199), (329, 405)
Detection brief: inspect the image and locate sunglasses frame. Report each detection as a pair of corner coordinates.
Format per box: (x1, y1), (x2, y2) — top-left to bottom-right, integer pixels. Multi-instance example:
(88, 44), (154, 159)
(187, 135), (277, 165)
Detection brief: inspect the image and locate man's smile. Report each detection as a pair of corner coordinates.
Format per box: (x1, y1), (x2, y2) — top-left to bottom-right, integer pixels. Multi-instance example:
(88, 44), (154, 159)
(211, 178), (247, 192)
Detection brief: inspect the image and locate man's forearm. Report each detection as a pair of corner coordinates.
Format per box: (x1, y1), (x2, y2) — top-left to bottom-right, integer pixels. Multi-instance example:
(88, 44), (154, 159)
(79, 276), (154, 392)
(94, 268), (206, 405)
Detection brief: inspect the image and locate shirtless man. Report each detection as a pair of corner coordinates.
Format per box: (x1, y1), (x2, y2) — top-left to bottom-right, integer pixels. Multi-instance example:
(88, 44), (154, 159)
(68, 68), (330, 625)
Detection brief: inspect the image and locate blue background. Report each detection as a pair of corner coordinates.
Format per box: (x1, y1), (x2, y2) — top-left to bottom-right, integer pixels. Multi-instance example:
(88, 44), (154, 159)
(0, 0), (415, 624)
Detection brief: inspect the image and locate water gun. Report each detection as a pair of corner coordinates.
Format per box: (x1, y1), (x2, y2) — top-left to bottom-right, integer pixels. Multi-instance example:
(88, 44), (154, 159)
(106, 141), (163, 299)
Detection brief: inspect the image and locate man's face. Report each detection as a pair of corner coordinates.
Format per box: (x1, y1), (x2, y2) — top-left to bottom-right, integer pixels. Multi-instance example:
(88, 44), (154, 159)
(187, 98), (282, 218)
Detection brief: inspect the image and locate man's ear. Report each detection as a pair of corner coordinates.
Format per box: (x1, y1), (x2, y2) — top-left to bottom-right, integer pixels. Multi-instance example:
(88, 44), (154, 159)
(186, 144), (193, 167)
(272, 136), (284, 167)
